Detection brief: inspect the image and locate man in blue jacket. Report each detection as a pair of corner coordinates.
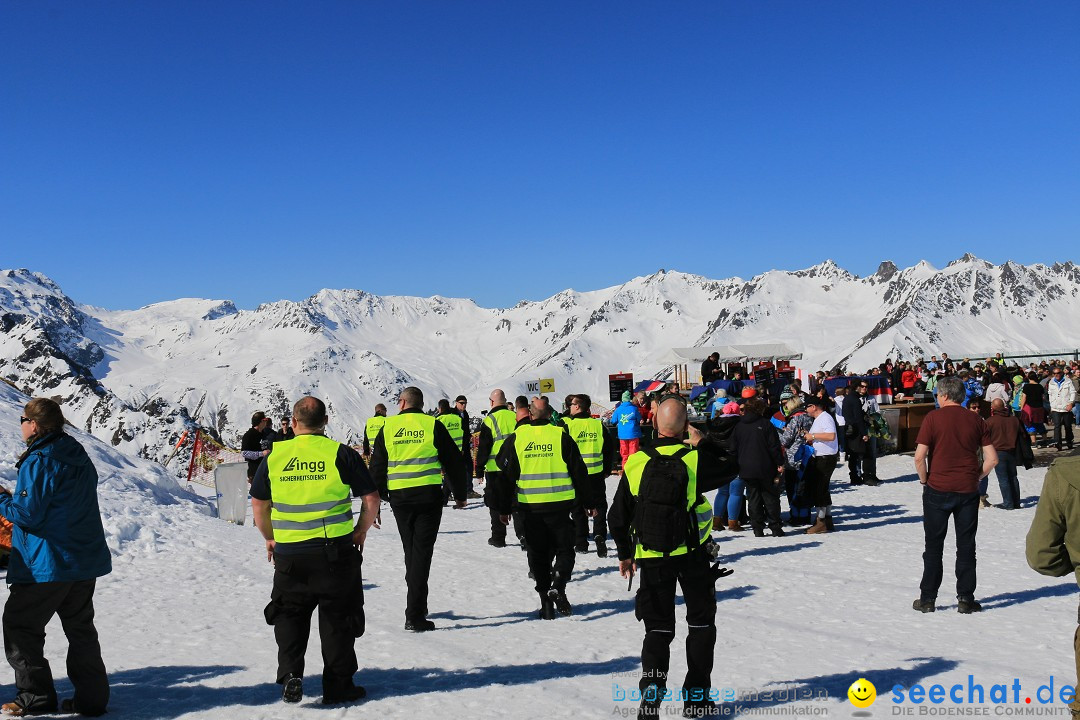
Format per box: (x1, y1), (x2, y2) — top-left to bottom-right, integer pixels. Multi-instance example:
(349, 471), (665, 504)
(0, 398), (111, 717)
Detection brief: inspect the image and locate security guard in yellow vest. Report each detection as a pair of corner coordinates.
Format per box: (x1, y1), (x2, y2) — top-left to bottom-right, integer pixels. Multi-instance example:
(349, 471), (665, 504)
(475, 389), (520, 548)
(564, 393), (615, 557)
(369, 386), (467, 632)
(496, 402), (592, 619)
(435, 399), (464, 504)
(607, 396), (738, 718)
(361, 404), (387, 457)
(251, 396), (381, 706)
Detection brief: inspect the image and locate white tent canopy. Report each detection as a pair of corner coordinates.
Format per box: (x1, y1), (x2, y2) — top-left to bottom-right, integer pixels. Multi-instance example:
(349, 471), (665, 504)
(656, 343), (803, 365)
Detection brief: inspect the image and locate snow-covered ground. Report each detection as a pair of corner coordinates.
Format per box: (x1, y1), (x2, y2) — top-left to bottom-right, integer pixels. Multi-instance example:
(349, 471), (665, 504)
(0, 379), (1075, 718)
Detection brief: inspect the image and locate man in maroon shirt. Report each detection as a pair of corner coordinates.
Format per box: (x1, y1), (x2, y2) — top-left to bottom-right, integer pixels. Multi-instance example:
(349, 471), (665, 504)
(913, 376), (998, 614)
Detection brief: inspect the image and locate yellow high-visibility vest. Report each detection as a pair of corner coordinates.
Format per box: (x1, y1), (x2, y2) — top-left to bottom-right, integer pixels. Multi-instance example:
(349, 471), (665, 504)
(268, 435), (352, 544)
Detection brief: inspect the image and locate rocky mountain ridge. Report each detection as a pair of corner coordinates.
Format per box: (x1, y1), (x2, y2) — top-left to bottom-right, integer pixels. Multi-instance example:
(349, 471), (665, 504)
(1, 257), (1075, 472)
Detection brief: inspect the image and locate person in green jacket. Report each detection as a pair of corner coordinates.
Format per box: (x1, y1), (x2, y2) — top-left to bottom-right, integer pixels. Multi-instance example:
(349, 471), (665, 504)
(1025, 455), (1080, 715)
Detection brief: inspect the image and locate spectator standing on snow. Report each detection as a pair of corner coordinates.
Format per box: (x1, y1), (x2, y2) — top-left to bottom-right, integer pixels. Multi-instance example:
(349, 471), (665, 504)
(912, 376), (998, 614)
(1048, 366), (1075, 452)
(612, 391), (643, 471)
(0, 398), (112, 717)
(476, 389), (520, 548)
(242, 411), (272, 482)
(733, 396), (786, 537)
(801, 396), (840, 534)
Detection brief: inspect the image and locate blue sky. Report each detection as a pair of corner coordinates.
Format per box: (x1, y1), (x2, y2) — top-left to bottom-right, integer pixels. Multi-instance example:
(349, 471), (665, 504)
(2, 1), (1078, 310)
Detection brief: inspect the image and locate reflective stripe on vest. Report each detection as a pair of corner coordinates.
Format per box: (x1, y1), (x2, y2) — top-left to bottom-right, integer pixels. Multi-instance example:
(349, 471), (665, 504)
(514, 424), (575, 505)
(268, 435), (353, 544)
(691, 495), (713, 546)
(437, 413), (464, 448)
(564, 417), (604, 475)
(484, 409), (517, 472)
(365, 416), (386, 444)
(624, 444), (700, 560)
(383, 413), (442, 491)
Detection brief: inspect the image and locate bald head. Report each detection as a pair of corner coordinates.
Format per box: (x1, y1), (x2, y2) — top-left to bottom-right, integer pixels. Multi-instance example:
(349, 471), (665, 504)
(654, 397), (688, 437)
(991, 398), (1006, 412)
(490, 389), (506, 408)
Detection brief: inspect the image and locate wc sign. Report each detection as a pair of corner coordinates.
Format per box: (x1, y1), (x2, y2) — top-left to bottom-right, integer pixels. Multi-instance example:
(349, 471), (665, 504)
(524, 378), (556, 394)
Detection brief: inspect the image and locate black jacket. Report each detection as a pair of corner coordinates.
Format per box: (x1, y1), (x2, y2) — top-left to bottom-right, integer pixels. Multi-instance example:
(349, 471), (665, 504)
(495, 419), (590, 515)
(368, 408), (467, 506)
(732, 412), (784, 480)
(607, 436), (738, 563)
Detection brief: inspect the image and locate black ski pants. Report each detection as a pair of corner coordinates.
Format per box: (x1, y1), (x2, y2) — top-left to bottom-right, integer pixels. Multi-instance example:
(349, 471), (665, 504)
(522, 510), (575, 594)
(744, 476), (782, 532)
(266, 542), (363, 696)
(635, 555), (716, 697)
(391, 502), (443, 622)
(3, 579), (109, 716)
(573, 474), (609, 544)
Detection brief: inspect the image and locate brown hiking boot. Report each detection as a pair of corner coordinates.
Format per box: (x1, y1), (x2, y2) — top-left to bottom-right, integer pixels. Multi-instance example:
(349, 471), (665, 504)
(806, 519), (829, 534)
(712, 517), (725, 531)
(727, 520), (745, 532)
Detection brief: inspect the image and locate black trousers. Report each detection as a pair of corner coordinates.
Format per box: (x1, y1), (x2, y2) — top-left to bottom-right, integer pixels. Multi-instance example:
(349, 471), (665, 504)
(489, 507), (525, 542)
(1053, 411), (1074, 449)
(805, 454), (838, 508)
(635, 555), (716, 697)
(392, 502), (443, 622)
(522, 511), (576, 593)
(573, 474), (609, 544)
(848, 437), (878, 482)
(266, 543), (363, 695)
(485, 471), (524, 542)
(744, 477), (782, 532)
(3, 579), (109, 715)
(919, 486), (979, 601)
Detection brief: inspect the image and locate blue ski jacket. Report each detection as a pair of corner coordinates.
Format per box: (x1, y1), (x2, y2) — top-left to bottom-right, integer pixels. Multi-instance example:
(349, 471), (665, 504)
(611, 402), (642, 440)
(0, 432), (112, 584)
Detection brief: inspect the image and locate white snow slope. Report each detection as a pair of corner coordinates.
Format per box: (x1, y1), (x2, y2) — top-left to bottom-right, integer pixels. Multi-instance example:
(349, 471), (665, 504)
(0, 379), (1076, 719)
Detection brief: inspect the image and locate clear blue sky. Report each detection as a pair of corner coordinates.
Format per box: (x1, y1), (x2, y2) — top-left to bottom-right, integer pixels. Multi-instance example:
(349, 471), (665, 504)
(3, 1), (1078, 310)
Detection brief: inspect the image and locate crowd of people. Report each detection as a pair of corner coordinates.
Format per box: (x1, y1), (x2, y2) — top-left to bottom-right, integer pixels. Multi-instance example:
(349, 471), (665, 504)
(5, 350), (1080, 717)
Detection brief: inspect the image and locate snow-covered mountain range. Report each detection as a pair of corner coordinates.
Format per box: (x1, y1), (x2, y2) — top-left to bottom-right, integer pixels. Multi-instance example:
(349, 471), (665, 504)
(1, 256), (1077, 469)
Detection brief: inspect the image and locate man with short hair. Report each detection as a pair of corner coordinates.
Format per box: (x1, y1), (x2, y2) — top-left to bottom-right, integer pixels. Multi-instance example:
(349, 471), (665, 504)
(985, 398), (1027, 509)
(475, 390), (519, 548)
(453, 395), (477, 492)
(913, 376), (998, 614)
(369, 387), (467, 632)
(436, 399), (466, 505)
(842, 380), (880, 486)
(362, 404), (387, 458)
(608, 397), (738, 718)
(566, 394), (615, 556)
(1048, 366), (1075, 452)
(242, 411), (272, 482)
(251, 397), (381, 705)
(496, 404), (591, 619)
(700, 352), (722, 386)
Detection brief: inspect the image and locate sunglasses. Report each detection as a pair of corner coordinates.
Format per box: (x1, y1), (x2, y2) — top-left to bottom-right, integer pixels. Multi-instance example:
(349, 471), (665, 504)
(20, 416), (31, 424)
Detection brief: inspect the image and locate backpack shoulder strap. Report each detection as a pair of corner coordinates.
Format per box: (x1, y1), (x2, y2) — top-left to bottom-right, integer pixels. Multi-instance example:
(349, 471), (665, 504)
(641, 446), (660, 460)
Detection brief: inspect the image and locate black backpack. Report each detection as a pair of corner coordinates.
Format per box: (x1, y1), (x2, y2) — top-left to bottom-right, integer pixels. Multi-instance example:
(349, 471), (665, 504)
(632, 447), (695, 555)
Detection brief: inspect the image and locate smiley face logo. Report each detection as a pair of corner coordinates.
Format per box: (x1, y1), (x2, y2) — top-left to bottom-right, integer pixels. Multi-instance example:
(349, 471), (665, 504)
(848, 678), (877, 708)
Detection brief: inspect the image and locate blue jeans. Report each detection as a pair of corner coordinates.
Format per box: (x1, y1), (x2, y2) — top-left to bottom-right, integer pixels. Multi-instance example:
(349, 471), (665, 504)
(919, 486), (980, 601)
(713, 477), (745, 522)
(993, 450), (1021, 509)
